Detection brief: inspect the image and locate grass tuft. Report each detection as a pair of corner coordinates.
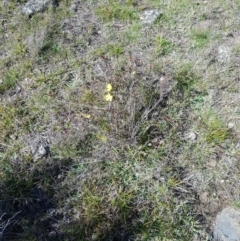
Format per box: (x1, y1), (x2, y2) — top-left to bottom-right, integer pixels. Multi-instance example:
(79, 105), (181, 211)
(190, 29), (210, 48)
(201, 109), (230, 144)
(155, 36), (174, 56)
(0, 68), (20, 93)
(95, 1), (138, 22)
(92, 43), (125, 57)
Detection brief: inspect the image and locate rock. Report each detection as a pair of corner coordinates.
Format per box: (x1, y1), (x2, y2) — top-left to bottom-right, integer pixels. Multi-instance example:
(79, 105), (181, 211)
(3, 1), (10, 7)
(214, 207), (240, 241)
(208, 160), (217, 167)
(140, 10), (162, 25)
(32, 143), (50, 162)
(217, 45), (230, 63)
(185, 131), (197, 140)
(0, 51), (9, 60)
(22, 0), (52, 16)
(228, 122), (234, 129)
(29, 136), (51, 162)
(48, 230), (57, 239)
(199, 192), (208, 204)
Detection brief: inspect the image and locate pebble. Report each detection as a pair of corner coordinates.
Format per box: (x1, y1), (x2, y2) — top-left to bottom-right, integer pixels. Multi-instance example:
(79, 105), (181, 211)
(185, 131), (197, 140)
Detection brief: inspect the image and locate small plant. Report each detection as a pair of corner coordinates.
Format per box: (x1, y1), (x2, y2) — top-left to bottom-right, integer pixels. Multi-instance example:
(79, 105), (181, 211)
(39, 40), (59, 57)
(190, 93), (204, 110)
(155, 36), (174, 56)
(174, 64), (197, 96)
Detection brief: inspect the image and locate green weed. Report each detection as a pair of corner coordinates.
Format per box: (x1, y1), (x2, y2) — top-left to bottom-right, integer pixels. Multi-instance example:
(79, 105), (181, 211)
(190, 94), (204, 110)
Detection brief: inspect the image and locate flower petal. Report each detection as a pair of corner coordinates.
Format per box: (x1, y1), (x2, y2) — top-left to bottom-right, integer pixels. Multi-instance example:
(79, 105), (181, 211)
(104, 93), (113, 101)
(106, 83), (113, 92)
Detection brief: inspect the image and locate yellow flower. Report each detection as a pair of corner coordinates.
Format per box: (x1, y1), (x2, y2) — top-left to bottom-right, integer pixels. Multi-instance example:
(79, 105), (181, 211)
(104, 93), (113, 102)
(81, 113), (91, 119)
(85, 114), (91, 119)
(106, 83), (113, 92)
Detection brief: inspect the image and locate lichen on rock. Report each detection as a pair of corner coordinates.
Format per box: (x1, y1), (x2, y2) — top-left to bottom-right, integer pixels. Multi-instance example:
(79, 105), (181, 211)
(22, 0), (52, 16)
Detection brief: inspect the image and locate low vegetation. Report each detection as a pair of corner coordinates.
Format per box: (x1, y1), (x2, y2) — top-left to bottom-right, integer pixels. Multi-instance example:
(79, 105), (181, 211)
(1, 0), (240, 240)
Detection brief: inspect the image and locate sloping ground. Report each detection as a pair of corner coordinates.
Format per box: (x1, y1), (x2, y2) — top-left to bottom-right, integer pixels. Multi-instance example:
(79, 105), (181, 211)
(1, 0), (240, 240)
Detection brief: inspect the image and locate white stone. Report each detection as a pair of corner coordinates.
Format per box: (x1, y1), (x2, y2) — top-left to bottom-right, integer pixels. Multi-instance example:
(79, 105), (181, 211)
(228, 122), (234, 129)
(140, 10), (162, 25)
(185, 131), (197, 140)
(22, 0), (52, 15)
(217, 45), (230, 63)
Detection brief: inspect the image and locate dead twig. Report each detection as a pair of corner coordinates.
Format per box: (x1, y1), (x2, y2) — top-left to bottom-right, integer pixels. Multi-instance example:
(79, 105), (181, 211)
(0, 211), (21, 241)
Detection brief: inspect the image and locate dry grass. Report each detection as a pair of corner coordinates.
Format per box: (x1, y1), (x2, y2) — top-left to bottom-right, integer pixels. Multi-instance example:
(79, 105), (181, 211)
(1, 0), (240, 240)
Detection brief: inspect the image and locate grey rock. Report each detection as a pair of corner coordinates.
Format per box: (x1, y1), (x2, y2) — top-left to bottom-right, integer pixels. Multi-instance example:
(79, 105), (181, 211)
(22, 0), (52, 16)
(217, 45), (230, 63)
(0, 51), (9, 60)
(140, 10), (162, 25)
(48, 231), (57, 239)
(185, 131), (197, 140)
(3, 1), (10, 6)
(33, 143), (50, 162)
(29, 135), (51, 162)
(214, 207), (240, 241)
